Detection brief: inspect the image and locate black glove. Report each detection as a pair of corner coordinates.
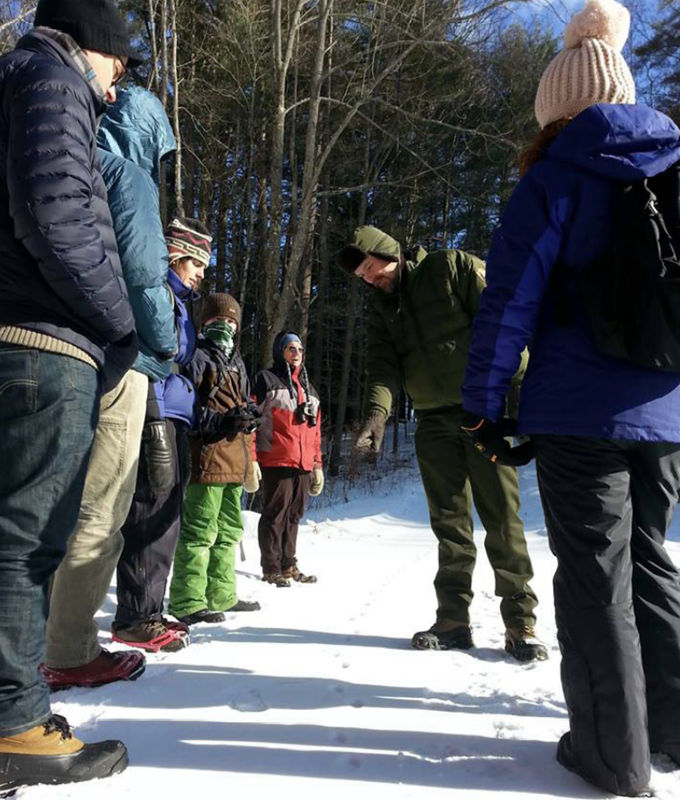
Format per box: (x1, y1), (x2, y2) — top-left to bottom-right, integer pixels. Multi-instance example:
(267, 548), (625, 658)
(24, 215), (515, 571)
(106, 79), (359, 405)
(142, 420), (175, 494)
(245, 402), (264, 430)
(218, 406), (261, 438)
(355, 409), (387, 456)
(100, 331), (139, 395)
(461, 412), (535, 467)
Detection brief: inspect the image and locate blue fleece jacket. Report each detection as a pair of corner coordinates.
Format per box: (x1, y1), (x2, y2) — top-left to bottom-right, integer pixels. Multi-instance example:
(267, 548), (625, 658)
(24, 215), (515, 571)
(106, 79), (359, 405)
(463, 104), (680, 442)
(154, 269), (198, 427)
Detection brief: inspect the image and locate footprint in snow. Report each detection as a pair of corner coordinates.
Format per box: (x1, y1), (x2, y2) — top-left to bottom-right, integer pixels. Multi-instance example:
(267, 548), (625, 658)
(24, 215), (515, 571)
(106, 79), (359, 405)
(336, 754), (362, 769)
(228, 690), (268, 712)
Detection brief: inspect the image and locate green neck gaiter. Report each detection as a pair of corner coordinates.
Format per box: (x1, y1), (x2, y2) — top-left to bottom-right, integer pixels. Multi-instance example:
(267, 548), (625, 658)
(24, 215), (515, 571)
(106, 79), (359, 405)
(203, 320), (236, 356)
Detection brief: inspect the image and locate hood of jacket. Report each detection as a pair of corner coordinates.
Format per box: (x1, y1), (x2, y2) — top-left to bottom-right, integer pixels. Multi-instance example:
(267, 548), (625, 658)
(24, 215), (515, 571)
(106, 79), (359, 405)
(97, 85), (176, 187)
(548, 104), (680, 183)
(272, 330), (304, 368)
(353, 226), (401, 262)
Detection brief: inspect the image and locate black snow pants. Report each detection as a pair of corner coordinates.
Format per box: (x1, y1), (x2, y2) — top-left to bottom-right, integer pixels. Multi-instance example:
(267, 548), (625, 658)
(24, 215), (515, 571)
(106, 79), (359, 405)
(115, 419), (190, 627)
(534, 435), (680, 796)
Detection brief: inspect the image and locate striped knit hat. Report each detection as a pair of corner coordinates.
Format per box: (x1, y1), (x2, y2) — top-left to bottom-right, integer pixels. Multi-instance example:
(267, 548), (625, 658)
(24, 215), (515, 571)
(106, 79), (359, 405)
(534, 0), (635, 129)
(165, 217), (212, 267)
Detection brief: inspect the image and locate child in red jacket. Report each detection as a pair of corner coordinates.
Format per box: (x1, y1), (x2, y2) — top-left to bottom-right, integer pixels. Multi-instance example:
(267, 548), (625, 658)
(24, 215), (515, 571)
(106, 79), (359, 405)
(252, 331), (323, 587)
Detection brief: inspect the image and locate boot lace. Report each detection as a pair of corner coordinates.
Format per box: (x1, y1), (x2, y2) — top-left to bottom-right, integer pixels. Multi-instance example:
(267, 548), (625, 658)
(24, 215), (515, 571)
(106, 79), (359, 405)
(509, 626), (539, 643)
(43, 714), (73, 740)
(144, 620), (171, 637)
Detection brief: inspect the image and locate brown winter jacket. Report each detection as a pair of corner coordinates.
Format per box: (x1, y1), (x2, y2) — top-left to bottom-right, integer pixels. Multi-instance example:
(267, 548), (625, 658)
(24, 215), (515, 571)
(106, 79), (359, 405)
(184, 339), (255, 485)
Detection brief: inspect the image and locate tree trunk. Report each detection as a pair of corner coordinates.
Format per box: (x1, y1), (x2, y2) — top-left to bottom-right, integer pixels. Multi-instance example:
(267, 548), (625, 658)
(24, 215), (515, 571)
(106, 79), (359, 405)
(328, 277), (358, 477)
(392, 393), (400, 455)
(266, 0), (332, 359)
(158, 0), (169, 221)
(169, 0), (183, 216)
(261, 0), (306, 365)
(146, 0), (159, 92)
(311, 188), (329, 389)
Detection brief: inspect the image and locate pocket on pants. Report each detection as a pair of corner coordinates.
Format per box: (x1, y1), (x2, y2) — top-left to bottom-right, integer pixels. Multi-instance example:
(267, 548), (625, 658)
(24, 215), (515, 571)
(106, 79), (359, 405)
(78, 417), (128, 524)
(0, 346), (37, 413)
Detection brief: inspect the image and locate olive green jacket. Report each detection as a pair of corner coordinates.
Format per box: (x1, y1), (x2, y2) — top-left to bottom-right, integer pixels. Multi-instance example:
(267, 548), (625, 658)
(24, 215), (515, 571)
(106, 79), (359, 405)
(365, 241), (526, 416)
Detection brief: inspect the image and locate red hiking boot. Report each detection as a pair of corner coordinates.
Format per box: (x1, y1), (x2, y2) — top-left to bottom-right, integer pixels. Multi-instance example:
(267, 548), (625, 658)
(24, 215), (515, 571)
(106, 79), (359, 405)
(40, 649), (146, 691)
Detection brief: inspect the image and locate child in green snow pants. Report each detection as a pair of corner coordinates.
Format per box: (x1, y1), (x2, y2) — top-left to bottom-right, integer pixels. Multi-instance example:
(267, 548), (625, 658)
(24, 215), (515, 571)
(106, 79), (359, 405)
(168, 292), (261, 620)
(169, 483), (244, 617)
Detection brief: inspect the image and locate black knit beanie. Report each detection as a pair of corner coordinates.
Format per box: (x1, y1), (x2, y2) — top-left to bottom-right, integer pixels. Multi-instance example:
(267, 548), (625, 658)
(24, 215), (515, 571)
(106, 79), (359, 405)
(35, 0), (143, 66)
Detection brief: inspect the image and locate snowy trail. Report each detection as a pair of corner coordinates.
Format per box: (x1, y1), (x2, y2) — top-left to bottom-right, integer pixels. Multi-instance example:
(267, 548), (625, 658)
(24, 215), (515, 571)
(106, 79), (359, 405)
(19, 464), (680, 800)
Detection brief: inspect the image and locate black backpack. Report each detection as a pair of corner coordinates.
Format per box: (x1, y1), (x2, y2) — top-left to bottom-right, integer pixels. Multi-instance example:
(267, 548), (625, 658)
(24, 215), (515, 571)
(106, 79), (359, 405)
(577, 161), (680, 372)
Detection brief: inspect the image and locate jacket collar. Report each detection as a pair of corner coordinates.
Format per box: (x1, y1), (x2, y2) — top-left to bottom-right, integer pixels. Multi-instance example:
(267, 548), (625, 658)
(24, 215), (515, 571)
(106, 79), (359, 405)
(16, 29), (106, 112)
(167, 268), (199, 302)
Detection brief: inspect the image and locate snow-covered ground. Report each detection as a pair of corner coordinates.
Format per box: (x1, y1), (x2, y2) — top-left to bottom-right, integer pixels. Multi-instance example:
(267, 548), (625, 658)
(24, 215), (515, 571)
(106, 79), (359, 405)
(21, 453), (680, 799)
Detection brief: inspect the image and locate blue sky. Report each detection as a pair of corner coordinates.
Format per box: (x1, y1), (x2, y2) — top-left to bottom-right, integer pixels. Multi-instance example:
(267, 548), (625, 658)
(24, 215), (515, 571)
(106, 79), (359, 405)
(508, 0), (661, 32)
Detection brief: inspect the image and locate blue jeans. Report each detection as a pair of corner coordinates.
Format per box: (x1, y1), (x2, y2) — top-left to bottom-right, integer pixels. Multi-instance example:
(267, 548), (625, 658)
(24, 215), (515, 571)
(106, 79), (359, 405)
(0, 346), (99, 735)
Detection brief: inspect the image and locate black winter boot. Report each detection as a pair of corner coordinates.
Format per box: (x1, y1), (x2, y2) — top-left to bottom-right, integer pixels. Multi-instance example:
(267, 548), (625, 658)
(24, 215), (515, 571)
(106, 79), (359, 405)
(177, 609), (226, 626)
(411, 625), (474, 651)
(227, 600), (261, 612)
(0, 715), (127, 796)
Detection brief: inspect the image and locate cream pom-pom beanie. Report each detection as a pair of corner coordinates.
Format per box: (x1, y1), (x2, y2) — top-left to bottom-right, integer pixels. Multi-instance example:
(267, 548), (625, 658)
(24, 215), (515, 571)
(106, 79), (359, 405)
(535, 0), (636, 129)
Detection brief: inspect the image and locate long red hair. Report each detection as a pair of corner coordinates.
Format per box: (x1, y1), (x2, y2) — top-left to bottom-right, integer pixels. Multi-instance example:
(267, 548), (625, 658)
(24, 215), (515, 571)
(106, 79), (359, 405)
(519, 118), (572, 177)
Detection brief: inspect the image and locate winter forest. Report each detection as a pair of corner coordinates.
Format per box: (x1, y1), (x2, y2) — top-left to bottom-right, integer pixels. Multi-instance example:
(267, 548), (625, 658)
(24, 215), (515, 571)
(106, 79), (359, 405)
(0, 0), (678, 475)
(2, 2), (680, 799)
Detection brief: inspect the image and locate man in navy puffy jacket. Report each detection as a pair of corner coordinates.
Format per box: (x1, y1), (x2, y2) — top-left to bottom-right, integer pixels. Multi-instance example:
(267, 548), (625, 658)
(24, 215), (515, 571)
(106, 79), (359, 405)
(43, 87), (179, 691)
(0, 0), (142, 792)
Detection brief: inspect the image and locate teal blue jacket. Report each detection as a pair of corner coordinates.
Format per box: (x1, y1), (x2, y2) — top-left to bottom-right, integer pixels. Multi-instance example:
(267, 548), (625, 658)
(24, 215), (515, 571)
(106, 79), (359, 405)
(98, 86), (177, 380)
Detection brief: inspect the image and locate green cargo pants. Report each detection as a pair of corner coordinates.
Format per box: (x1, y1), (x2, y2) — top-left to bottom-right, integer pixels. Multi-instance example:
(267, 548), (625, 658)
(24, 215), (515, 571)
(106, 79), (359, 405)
(414, 406), (538, 629)
(169, 483), (244, 618)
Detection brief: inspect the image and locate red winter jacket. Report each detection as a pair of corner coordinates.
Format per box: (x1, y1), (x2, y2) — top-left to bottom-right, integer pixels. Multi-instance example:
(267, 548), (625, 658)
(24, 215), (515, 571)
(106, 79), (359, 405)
(252, 363), (322, 471)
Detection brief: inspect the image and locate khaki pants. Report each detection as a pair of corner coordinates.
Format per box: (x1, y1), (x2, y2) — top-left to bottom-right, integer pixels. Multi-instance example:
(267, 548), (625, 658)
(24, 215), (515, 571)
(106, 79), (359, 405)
(45, 369), (148, 668)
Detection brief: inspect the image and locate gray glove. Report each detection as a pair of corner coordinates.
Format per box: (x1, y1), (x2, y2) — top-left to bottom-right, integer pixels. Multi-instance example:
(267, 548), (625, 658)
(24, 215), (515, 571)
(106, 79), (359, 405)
(355, 409), (387, 456)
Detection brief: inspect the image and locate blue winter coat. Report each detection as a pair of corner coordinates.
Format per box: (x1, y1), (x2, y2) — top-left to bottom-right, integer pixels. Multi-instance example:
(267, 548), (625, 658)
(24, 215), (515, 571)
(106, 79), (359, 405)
(154, 269), (198, 427)
(463, 104), (680, 442)
(98, 87), (178, 380)
(0, 30), (134, 365)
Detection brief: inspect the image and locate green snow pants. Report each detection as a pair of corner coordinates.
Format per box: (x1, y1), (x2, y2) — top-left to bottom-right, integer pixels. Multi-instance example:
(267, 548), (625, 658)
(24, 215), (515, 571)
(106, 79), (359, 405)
(169, 483), (244, 618)
(415, 406), (538, 629)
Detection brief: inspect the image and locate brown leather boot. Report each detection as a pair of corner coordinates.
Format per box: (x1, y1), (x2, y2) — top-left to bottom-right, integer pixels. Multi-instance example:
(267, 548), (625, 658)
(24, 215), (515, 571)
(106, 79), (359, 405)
(505, 626), (549, 662)
(262, 572), (291, 587)
(282, 566), (317, 583)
